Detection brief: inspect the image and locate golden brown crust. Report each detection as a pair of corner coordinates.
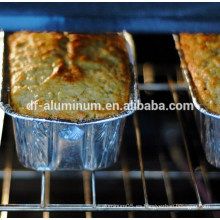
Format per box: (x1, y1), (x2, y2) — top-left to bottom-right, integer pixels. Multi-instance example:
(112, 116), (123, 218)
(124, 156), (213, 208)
(8, 31), (131, 121)
(180, 33), (220, 114)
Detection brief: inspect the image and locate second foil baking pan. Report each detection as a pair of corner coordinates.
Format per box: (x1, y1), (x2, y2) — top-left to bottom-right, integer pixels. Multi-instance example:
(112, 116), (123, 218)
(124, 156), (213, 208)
(0, 31), (139, 171)
(173, 34), (220, 168)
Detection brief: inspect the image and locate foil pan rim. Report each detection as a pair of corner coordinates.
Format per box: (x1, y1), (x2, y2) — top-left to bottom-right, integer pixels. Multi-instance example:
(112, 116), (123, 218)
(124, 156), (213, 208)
(173, 34), (220, 120)
(0, 30), (139, 125)
(1, 103), (135, 125)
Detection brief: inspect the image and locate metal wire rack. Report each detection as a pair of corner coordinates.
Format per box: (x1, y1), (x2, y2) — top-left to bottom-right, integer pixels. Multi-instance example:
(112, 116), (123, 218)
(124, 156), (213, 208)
(0, 63), (220, 218)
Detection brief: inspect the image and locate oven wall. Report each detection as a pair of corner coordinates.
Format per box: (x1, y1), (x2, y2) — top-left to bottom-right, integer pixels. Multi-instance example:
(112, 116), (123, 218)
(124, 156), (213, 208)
(0, 3), (220, 33)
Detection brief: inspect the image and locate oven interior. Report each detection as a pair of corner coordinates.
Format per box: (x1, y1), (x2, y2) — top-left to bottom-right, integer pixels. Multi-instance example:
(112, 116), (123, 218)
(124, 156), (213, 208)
(0, 33), (219, 218)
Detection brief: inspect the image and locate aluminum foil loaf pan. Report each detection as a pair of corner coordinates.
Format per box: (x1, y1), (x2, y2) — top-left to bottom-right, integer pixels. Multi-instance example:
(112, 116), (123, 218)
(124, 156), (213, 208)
(173, 35), (220, 168)
(0, 31), (139, 171)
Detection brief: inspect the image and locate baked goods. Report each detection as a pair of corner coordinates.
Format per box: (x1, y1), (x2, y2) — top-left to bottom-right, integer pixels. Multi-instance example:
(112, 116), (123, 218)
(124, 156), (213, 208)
(180, 33), (220, 114)
(8, 32), (130, 121)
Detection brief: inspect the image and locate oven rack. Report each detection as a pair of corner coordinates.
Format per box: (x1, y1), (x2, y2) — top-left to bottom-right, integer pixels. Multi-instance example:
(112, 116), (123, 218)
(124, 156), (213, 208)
(0, 66), (220, 218)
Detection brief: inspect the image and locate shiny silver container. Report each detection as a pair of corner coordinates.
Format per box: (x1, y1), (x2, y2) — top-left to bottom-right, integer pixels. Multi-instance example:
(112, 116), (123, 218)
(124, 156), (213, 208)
(12, 117), (126, 170)
(174, 35), (220, 168)
(0, 31), (139, 171)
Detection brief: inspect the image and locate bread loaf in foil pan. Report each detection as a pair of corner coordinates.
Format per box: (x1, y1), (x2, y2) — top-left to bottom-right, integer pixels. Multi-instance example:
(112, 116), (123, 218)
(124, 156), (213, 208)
(0, 31), (139, 171)
(174, 34), (220, 168)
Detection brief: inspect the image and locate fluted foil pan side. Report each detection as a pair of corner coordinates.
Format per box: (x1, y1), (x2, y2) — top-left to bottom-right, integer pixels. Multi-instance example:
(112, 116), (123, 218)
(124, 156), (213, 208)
(0, 31), (139, 171)
(13, 117), (126, 170)
(173, 34), (220, 168)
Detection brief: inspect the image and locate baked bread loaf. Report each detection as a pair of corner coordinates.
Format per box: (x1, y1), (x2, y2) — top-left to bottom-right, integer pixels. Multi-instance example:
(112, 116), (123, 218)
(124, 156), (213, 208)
(180, 33), (220, 114)
(8, 32), (130, 121)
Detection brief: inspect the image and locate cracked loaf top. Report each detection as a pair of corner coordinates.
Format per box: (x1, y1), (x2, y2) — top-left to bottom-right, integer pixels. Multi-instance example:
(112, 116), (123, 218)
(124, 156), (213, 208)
(8, 31), (131, 122)
(180, 33), (220, 114)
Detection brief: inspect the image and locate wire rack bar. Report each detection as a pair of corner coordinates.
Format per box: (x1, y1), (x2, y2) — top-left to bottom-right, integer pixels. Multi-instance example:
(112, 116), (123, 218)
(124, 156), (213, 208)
(133, 113), (149, 206)
(43, 172), (50, 218)
(122, 159), (134, 218)
(41, 172), (46, 208)
(0, 162), (11, 218)
(138, 83), (188, 91)
(0, 141), (13, 218)
(83, 171), (92, 218)
(196, 166), (213, 204)
(1, 170), (220, 180)
(91, 171), (96, 208)
(159, 152), (176, 218)
(0, 204), (219, 212)
(168, 76), (202, 206)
